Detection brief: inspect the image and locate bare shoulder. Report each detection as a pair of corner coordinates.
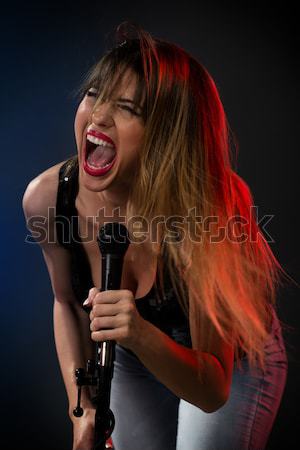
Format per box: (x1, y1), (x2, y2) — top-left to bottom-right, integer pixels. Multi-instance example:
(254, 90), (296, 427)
(22, 159), (67, 218)
(22, 159), (79, 302)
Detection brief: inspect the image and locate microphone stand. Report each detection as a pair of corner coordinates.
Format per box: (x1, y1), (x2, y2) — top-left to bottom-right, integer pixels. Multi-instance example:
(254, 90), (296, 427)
(73, 223), (130, 450)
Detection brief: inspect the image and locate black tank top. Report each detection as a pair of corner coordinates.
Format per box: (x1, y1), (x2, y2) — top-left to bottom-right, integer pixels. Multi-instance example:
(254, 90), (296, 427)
(55, 155), (192, 348)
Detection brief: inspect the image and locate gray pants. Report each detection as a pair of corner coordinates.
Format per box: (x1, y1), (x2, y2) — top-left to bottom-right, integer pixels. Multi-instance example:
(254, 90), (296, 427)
(110, 308), (287, 450)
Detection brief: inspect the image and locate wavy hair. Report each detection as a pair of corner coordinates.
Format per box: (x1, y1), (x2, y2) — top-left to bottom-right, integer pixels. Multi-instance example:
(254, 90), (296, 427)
(79, 22), (292, 370)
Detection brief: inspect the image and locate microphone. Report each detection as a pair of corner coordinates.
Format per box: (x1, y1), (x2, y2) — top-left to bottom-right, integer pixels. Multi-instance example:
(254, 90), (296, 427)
(94, 223), (130, 449)
(97, 222), (130, 292)
(73, 222), (130, 450)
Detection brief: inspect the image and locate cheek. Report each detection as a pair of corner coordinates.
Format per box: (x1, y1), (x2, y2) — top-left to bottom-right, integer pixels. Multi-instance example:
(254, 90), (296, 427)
(133, 129), (145, 156)
(123, 125), (145, 153)
(74, 102), (90, 149)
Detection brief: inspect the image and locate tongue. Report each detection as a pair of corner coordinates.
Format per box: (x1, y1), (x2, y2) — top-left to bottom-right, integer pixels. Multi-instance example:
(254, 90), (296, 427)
(87, 145), (116, 168)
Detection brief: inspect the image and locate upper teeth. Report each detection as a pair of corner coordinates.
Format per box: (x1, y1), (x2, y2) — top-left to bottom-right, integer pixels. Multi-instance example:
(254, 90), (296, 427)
(87, 135), (115, 147)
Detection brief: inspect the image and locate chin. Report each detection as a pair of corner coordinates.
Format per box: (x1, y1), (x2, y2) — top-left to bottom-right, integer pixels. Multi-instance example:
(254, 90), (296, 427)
(81, 165), (126, 199)
(79, 167), (113, 192)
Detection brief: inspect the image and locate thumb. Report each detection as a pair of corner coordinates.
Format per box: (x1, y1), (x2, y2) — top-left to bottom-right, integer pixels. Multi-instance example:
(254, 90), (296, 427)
(83, 287), (99, 307)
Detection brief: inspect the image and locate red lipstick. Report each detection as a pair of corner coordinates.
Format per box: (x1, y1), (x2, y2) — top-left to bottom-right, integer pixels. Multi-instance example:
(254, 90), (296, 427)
(86, 129), (116, 147)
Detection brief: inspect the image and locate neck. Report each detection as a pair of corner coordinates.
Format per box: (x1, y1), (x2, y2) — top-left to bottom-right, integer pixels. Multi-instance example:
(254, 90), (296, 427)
(78, 175), (131, 221)
(96, 187), (129, 217)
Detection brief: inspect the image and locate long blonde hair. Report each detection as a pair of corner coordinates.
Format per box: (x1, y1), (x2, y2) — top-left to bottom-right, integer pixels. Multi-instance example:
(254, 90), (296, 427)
(80, 22), (292, 369)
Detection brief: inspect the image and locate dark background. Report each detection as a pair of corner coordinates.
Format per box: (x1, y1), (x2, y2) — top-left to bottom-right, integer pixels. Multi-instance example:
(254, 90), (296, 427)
(1, 1), (299, 448)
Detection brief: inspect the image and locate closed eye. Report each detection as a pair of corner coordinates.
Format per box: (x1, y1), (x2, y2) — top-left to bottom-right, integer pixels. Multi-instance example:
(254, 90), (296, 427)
(118, 104), (140, 116)
(85, 91), (142, 117)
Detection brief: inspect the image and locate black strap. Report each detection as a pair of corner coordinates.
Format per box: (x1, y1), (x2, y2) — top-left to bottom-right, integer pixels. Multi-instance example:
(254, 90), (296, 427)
(56, 156), (80, 248)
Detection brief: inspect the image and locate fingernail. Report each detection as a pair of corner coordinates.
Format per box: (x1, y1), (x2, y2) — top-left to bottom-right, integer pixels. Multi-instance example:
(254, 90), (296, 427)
(83, 298), (90, 306)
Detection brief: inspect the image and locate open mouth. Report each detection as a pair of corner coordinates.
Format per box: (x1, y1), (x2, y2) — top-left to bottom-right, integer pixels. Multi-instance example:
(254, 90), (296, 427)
(83, 137), (117, 176)
(85, 139), (116, 168)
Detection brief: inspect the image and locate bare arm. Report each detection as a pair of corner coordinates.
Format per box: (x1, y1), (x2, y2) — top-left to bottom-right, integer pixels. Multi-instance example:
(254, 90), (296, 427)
(136, 286), (233, 412)
(22, 164), (95, 419)
(130, 318), (233, 413)
(130, 284), (234, 413)
(44, 245), (95, 418)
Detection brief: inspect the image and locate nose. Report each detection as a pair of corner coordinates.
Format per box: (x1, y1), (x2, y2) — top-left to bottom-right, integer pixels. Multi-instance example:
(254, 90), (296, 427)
(91, 101), (114, 128)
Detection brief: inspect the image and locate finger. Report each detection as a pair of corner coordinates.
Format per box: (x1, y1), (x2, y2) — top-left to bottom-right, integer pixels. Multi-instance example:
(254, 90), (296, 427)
(82, 287), (99, 307)
(90, 299), (136, 321)
(89, 303), (118, 321)
(90, 316), (119, 332)
(91, 328), (124, 342)
(93, 289), (133, 305)
(89, 286), (99, 300)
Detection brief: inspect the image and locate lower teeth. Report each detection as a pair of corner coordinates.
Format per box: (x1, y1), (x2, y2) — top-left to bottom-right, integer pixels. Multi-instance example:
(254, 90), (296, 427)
(88, 160), (113, 169)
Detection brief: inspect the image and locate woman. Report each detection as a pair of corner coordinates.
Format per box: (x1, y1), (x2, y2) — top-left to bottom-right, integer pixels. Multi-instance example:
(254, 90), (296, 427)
(23, 23), (289, 450)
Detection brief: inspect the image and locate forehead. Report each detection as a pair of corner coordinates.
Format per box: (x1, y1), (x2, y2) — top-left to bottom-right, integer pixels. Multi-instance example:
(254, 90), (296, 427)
(111, 68), (139, 98)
